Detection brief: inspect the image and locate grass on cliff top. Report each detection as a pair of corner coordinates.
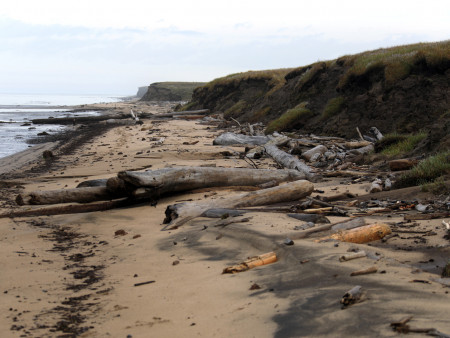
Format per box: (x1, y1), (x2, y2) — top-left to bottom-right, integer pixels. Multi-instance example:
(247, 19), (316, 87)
(203, 68), (294, 91)
(150, 82), (206, 101)
(265, 102), (313, 134)
(396, 152), (450, 188)
(337, 40), (450, 88)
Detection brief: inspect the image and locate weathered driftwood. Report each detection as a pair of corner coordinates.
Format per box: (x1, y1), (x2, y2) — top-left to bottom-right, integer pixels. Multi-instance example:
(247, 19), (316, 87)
(76, 179), (108, 188)
(32, 113), (128, 125)
(117, 167), (305, 198)
(291, 217), (365, 239)
(343, 141), (372, 149)
(350, 266), (378, 276)
(163, 180), (314, 230)
(148, 109), (210, 118)
(16, 186), (123, 206)
(302, 145), (327, 162)
(370, 127), (384, 141)
(339, 251), (367, 262)
(264, 144), (314, 180)
(2, 198), (137, 218)
(341, 285), (364, 308)
(287, 213), (330, 223)
(201, 208), (247, 218)
(211, 216), (252, 227)
(213, 132), (269, 146)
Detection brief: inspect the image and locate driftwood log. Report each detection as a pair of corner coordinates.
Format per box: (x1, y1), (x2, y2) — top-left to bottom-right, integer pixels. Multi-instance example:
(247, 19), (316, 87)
(117, 167), (306, 197)
(213, 132), (269, 146)
(16, 167), (306, 206)
(163, 179), (314, 230)
(264, 144), (314, 180)
(16, 186), (124, 206)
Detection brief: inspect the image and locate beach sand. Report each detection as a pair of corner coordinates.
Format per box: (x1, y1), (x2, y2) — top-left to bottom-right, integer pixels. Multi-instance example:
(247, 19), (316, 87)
(0, 102), (449, 337)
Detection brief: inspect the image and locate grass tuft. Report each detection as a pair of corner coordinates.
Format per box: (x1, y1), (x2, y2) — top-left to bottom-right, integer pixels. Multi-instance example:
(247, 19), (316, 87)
(321, 96), (346, 119)
(224, 100), (248, 118)
(381, 132), (427, 157)
(396, 152), (450, 188)
(265, 102), (313, 134)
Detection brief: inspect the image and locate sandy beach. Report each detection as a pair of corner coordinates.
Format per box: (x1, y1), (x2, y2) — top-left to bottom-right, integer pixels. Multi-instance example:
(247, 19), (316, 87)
(0, 102), (449, 337)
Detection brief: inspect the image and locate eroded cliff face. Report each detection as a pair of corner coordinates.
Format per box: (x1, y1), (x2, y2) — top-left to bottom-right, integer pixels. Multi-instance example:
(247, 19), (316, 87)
(185, 42), (450, 151)
(140, 82), (206, 102)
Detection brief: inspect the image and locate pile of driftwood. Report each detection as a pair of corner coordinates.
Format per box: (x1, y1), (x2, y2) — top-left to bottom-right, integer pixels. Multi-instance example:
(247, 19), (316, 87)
(6, 167), (314, 230)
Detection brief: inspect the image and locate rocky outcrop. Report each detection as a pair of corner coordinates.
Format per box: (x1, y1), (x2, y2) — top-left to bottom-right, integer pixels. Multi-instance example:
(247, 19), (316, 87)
(136, 86), (148, 98)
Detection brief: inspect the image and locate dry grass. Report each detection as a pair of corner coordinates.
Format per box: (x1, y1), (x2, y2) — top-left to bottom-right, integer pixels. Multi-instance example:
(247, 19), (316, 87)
(224, 100), (248, 118)
(203, 69), (294, 92)
(381, 132), (427, 157)
(337, 40), (450, 88)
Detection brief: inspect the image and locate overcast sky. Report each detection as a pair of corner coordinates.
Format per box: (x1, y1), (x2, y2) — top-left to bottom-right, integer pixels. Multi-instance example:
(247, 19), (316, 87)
(0, 0), (448, 95)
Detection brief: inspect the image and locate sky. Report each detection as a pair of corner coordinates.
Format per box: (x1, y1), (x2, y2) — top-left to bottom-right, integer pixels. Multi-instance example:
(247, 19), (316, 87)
(0, 0), (449, 95)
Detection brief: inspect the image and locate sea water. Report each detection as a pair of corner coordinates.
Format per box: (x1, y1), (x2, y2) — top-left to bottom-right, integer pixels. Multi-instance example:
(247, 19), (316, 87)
(0, 93), (124, 158)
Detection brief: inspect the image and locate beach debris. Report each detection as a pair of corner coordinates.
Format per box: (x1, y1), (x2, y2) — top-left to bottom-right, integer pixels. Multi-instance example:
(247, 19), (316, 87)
(42, 150), (54, 159)
(211, 216), (252, 228)
(294, 222), (315, 231)
(331, 217), (366, 231)
(390, 316), (450, 336)
(133, 280), (155, 287)
(264, 144), (314, 180)
(339, 251), (367, 262)
(369, 179), (383, 193)
(114, 229), (127, 236)
(283, 238), (294, 246)
(163, 179), (314, 230)
(249, 283), (261, 290)
(302, 145), (327, 162)
(172, 260), (180, 266)
(442, 262), (450, 278)
(350, 266), (378, 276)
(319, 223), (391, 244)
(201, 208), (246, 218)
(287, 213), (330, 224)
(369, 127), (384, 141)
(213, 132), (269, 145)
(222, 252), (277, 274)
(340, 285), (365, 309)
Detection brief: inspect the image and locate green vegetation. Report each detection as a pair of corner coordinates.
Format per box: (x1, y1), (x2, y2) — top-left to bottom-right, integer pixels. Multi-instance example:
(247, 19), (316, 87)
(321, 96), (346, 119)
(380, 132), (427, 157)
(250, 106), (271, 122)
(396, 152), (450, 188)
(265, 102), (313, 134)
(224, 100), (248, 118)
(337, 40), (450, 88)
(177, 101), (198, 111)
(420, 176), (450, 195)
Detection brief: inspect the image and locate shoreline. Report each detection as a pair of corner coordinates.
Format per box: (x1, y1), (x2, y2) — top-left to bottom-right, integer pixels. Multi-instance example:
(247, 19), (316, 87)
(0, 101), (449, 337)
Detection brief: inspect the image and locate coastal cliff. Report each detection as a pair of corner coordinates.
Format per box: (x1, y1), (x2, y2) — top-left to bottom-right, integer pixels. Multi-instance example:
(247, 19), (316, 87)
(182, 41), (449, 151)
(140, 82), (206, 102)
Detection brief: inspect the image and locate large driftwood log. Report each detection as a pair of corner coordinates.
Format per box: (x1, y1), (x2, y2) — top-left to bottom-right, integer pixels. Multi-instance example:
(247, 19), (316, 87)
(213, 132), (269, 145)
(163, 180), (314, 230)
(117, 167), (306, 196)
(264, 144), (314, 180)
(16, 186), (124, 206)
(2, 198), (138, 218)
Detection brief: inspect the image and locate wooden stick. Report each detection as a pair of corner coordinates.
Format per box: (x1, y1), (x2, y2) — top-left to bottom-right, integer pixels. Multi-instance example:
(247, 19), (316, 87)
(350, 266), (378, 276)
(339, 251), (367, 262)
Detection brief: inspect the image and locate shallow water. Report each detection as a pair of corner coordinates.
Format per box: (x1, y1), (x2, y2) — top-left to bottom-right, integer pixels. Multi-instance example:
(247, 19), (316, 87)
(0, 93), (123, 158)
